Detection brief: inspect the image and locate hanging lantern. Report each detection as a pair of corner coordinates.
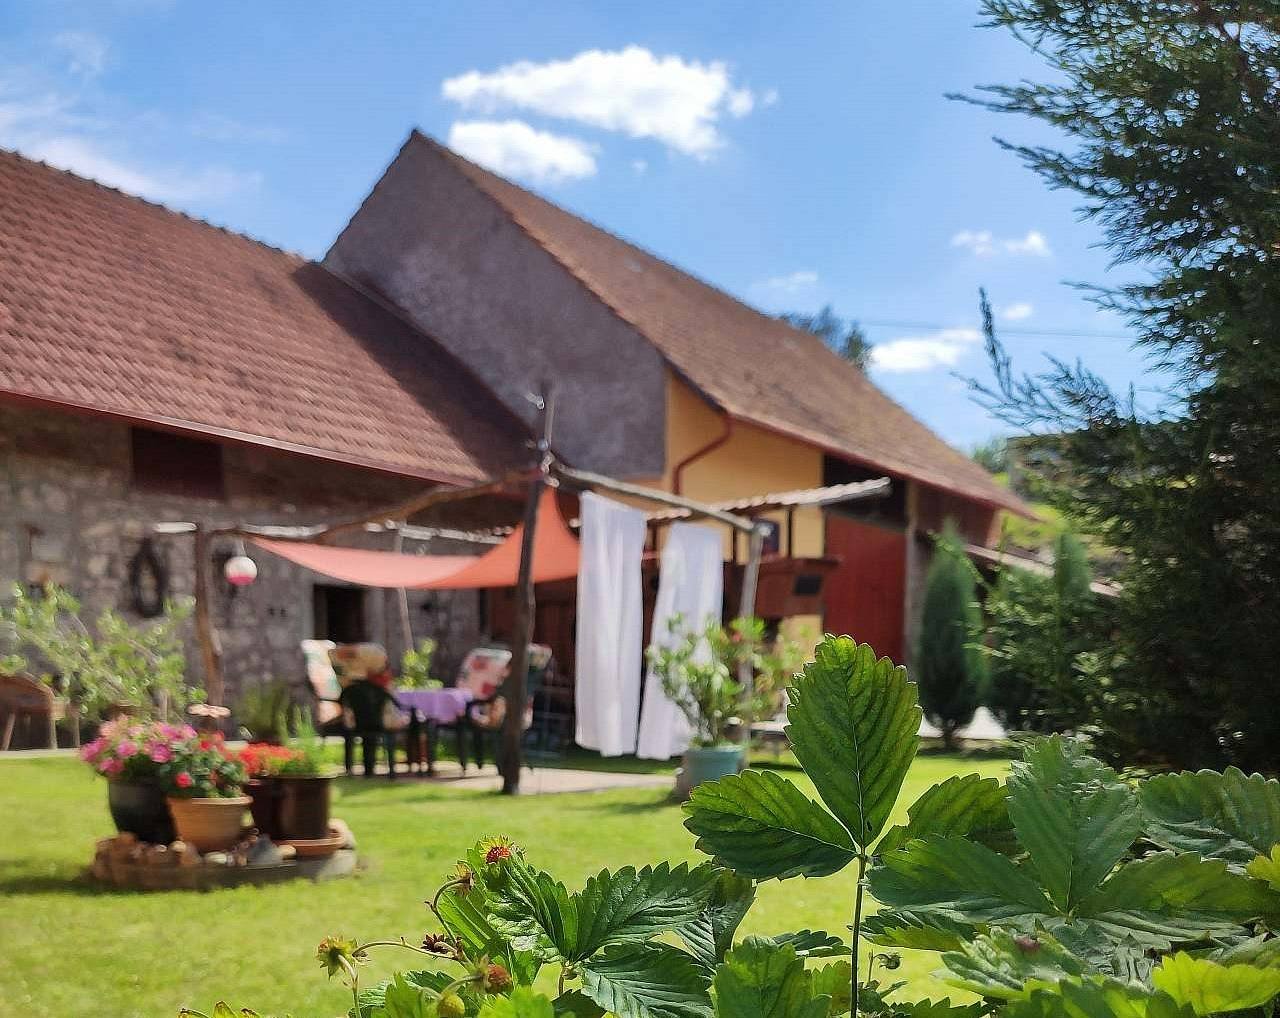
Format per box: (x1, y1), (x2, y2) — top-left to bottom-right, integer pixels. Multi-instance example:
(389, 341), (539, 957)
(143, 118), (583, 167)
(224, 553), (258, 587)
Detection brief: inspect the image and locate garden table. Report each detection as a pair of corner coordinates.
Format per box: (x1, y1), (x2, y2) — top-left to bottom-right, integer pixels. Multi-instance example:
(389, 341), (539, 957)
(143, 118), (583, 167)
(394, 688), (474, 775)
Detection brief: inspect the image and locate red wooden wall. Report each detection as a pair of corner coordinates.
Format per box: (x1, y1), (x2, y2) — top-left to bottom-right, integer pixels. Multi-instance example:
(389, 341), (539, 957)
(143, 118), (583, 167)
(822, 515), (907, 664)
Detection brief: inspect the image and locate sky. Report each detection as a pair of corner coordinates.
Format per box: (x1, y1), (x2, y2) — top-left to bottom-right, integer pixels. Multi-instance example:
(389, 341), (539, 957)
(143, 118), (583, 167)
(0, 1), (1155, 450)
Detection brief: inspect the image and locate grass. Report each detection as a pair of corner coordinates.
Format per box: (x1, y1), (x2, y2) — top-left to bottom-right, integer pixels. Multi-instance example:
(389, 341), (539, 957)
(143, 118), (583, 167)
(0, 752), (1008, 1017)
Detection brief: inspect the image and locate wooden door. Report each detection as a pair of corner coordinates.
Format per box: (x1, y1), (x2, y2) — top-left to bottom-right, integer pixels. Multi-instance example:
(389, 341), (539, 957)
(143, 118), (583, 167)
(822, 515), (907, 663)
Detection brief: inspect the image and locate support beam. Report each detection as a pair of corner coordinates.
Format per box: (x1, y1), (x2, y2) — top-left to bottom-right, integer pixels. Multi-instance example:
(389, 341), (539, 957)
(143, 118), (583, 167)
(552, 463), (756, 533)
(192, 524), (225, 707)
(502, 477), (542, 795)
(735, 525), (766, 739)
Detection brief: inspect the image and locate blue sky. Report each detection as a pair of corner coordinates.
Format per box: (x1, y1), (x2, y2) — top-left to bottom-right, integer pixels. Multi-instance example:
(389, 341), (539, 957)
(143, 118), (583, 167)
(0, 1), (1153, 449)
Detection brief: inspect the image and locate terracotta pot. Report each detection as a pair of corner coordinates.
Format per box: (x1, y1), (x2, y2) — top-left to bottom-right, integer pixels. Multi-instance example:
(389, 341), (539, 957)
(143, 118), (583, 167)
(166, 795), (251, 853)
(246, 778), (282, 839)
(275, 774), (333, 841)
(107, 780), (175, 844)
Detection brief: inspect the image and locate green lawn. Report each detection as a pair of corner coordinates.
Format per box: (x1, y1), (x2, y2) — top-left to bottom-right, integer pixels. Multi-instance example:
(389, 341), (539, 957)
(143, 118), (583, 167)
(0, 753), (1007, 1018)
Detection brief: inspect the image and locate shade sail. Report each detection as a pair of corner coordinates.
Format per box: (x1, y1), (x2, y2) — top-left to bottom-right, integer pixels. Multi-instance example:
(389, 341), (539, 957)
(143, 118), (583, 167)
(251, 489), (580, 589)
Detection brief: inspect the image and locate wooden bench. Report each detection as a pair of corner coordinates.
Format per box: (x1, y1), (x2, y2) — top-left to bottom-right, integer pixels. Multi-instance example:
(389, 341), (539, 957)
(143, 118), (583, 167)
(0, 672), (66, 750)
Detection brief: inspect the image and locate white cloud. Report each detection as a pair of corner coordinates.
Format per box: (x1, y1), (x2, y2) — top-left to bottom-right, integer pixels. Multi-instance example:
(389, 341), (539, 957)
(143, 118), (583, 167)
(442, 46), (765, 158)
(869, 328), (981, 374)
(761, 88), (780, 107)
(759, 269), (819, 294)
(52, 32), (109, 79)
(951, 229), (1051, 258)
(447, 120), (597, 184)
(18, 135), (262, 203)
(631, 159), (648, 175)
(1000, 302), (1034, 321)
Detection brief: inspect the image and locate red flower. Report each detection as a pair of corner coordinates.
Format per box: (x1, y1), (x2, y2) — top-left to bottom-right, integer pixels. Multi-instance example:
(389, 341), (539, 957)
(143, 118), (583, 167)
(175, 771), (193, 789)
(485, 844), (513, 865)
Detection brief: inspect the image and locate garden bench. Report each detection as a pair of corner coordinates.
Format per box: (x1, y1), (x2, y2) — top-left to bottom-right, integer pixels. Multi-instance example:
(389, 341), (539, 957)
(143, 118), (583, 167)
(0, 671), (65, 750)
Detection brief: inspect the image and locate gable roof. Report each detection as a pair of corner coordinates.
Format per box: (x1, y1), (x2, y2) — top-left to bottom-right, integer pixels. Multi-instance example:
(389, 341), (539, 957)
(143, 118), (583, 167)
(0, 147), (527, 484)
(416, 132), (1026, 513)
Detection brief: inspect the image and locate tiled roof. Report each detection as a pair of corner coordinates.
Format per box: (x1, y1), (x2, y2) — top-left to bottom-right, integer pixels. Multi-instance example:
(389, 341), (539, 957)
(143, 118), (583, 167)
(421, 133), (1028, 513)
(0, 148), (527, 484)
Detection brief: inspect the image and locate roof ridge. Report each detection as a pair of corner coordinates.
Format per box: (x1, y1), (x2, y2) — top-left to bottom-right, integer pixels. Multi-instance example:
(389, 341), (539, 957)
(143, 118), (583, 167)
(0, 145), (308, 262)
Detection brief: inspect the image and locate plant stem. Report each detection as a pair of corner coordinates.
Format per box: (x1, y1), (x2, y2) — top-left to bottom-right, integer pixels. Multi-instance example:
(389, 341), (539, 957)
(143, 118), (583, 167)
(851, 853), (868, 1014)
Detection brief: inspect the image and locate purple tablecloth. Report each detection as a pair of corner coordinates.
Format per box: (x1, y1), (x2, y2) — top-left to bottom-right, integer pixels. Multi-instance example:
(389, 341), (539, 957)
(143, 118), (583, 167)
(395, 687), (472, 724)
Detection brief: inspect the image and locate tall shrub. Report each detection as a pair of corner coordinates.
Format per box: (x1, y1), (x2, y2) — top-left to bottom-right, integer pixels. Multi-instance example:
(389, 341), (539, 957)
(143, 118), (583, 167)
(985, 532), (1107, 734)
(915, 526), (986, 749)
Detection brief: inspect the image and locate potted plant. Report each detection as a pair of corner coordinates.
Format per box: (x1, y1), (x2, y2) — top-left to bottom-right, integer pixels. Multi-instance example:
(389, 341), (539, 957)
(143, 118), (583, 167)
(235, 679), (292, 744)
(163, 732), (250, 853)
(271, 714), (337, 842)
(238, 742), (301, 838)
(647, 618), (749, 791)
(80, 719), (195, 843)
(398, 637), (441, 690)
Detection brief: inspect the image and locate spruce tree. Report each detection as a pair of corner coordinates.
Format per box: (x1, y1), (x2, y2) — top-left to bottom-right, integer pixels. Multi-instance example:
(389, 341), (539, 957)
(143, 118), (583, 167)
(966, 2), (1280, 769)
(916, 526), (987, 750)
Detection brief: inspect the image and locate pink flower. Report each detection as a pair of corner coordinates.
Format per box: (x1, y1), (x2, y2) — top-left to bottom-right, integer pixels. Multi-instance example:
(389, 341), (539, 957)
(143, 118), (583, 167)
(80, 738), (104, 762)
(175, 772), (193, 789)
(149, 744), (173, 763)
(101, 758), (123, 775)
(116, 740), (138, 758)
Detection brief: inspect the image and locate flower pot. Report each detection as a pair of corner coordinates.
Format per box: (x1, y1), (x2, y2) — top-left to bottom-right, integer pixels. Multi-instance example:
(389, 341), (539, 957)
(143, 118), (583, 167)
(682, 744), (745, 790)
(107, 780), (176, 844)
(246, 778), (282, 839)
(275, 774), (333, 841)
(166, 795), (251, 853)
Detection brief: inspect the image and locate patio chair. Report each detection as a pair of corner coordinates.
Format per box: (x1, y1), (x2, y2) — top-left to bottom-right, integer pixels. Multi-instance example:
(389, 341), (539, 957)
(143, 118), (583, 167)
(429, 646), (512, 772)
(338, 679), (404, 778)
(300, 639), (342, 738)
(0, 672), (66, 751)
(467, 644), (553, 773)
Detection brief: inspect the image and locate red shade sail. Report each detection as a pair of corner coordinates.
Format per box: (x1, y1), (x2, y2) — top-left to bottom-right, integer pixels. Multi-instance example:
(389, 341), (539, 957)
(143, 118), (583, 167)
(251, 490), (580, 589)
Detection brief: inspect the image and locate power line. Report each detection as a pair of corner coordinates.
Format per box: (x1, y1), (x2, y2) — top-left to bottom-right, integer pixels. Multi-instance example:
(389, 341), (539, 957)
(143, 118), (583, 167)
(857, 318), (1132, 341)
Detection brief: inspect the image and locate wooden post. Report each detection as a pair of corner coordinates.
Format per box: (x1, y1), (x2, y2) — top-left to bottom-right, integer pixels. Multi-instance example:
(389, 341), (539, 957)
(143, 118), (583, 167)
(392, 526), (414, 656)
(902, 481), (920, 669)
(736, 525), (765, 744)
(192, 524), (225, 707)
(501, 386), (556, 795)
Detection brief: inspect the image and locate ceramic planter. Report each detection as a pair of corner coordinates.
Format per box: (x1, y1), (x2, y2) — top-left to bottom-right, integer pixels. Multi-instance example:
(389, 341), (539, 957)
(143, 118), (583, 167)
(107, 780), (176, 844)
(246, 777), (282, 839)
(275, 774), (333, 841)
(682, 744), (745, 790)
(166, 795), (251, 853)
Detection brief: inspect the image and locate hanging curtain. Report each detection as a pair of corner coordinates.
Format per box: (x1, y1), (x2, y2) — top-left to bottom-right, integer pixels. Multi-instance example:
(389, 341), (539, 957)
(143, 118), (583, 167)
(636, 523), (724, 760)
(574, 492), (646, 756)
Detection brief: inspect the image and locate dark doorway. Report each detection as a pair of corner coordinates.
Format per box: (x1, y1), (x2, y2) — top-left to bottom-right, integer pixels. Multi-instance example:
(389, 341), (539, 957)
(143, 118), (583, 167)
(313, 584), (368, 643)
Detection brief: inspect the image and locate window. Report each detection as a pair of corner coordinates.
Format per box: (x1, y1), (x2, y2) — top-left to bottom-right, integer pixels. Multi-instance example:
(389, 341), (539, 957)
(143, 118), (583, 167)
(129, 427), (226, 499)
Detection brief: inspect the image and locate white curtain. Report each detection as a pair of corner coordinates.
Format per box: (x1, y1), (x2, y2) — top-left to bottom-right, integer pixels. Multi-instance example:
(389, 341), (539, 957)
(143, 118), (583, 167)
(575, 492), (647, 756)
(636, 522), (724, 760)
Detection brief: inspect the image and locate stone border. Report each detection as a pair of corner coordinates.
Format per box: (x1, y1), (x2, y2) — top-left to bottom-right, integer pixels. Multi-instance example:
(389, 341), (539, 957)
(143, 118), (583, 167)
(91, 848), (358, 890)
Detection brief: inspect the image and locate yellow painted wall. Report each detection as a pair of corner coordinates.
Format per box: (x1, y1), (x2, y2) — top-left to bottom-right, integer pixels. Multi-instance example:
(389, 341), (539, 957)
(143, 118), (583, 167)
(633, 374), (828, 637)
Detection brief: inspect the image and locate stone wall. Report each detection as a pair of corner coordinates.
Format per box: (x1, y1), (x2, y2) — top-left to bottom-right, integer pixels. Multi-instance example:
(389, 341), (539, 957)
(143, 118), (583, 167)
(0, 404), (487, 712)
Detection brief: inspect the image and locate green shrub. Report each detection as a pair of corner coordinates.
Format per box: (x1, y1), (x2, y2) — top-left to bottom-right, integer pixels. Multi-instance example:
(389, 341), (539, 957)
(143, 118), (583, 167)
(916, 527), (987, 750)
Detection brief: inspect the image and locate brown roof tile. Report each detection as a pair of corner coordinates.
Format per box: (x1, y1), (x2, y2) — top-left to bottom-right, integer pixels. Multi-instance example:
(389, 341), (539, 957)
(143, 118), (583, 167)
(421, 133), (1026, 513)
(0, 148), (527, 484)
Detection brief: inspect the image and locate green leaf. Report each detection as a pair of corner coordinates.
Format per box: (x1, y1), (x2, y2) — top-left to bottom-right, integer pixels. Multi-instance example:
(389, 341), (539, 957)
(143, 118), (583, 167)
(1077, 851), (1280, 948)
(486, 856), (578, 959)
(437, 888), (541, 982)
(571, 863), (717, 958)
(1246, 846), (1280, 891)
(480, 989), (557, 1018)
(684, 770), (857, 880)
(1209, 934), (1280, 968)
(888, 1002), (986, 1018)
(1002, 979), (1195, 1018)
(678, 870), (756, 973)
(579, 942), (712, 1018)
(878, 773), (1014, 856)
(869, 835), (1054, 924)
(861, 910), (975, 952)
(786, 637), (921, 849)
(805, 960), (852, 1016)
(382, 974), (432, 1018)
(551, 992), (605, 1018)
(1150, 953), (1280, 1015)
(1140, 767), (1280, 868)
(940, 931), (1091, 1000)
(765, 931), (849, 958)
(710, 937), (828, 1018)
(1006, 737), (1141, 912)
